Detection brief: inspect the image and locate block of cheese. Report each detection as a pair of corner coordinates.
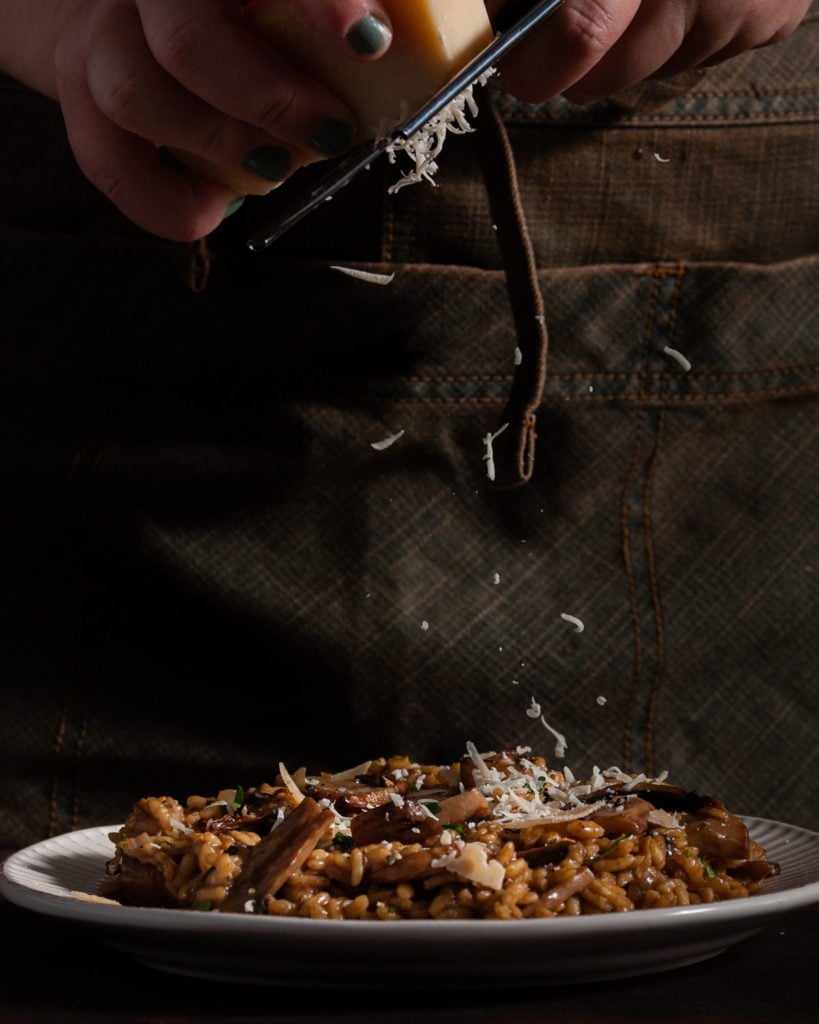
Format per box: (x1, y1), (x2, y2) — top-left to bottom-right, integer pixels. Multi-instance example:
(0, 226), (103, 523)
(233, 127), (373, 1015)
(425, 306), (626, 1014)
(249, 0), (494, 141)
(177, 0), (494, 195)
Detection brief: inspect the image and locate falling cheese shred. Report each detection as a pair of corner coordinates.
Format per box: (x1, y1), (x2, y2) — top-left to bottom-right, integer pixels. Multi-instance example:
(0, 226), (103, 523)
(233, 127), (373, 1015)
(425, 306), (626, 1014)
(331, 266), (396, 285)
(663, 346), (692, 372)
(371, 430), (405, 451)
(482, 422), (509, 482)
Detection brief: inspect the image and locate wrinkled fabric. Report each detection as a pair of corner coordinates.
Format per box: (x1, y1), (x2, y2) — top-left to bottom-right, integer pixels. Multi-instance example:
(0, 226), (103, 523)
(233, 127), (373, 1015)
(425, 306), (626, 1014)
(0, 8), (817, 848)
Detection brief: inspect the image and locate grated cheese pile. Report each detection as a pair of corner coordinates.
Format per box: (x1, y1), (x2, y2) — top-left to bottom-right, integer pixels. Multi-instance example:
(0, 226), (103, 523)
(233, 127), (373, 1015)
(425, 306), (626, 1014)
(386, 69), (497, 193)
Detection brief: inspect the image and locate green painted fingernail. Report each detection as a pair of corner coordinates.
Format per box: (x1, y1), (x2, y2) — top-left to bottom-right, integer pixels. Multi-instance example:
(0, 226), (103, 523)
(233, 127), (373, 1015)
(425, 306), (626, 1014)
(311, 118), (355, 157)
(347, 15), (390, 55)
(244, 144), (292, 181)
(223, 196), (245, 220)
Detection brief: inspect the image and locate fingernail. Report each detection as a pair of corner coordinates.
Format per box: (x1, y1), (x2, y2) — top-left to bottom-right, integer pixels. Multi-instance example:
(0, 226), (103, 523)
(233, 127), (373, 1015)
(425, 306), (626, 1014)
(223, 195), (246, 220)
(310, 118), (355, 157)
(347, 15), (391, 55)
(244, 144), (292, 181)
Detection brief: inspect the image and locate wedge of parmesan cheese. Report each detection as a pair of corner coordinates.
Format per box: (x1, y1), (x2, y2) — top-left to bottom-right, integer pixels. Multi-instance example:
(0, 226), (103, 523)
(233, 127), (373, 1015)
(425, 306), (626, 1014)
(249, 0), (494, 142)
(182, 0), (494, 195)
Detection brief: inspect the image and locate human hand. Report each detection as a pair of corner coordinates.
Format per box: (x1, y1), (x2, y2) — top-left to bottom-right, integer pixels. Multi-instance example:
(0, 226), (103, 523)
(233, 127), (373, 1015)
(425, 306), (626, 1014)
(5, 0), (393, 240)
(484, 0), (812, 103)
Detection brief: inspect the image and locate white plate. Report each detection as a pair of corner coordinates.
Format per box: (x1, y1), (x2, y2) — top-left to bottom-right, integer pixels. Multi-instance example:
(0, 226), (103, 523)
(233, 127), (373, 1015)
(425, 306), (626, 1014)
(2, 817), (818, 988)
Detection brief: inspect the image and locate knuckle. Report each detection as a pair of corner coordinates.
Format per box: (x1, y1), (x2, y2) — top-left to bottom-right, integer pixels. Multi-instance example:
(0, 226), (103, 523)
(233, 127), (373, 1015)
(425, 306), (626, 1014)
(560, 0), (617, 62)
(97, 67), (146, 128)
(254, 82), (299, 135)
(152, 13), (208, 73)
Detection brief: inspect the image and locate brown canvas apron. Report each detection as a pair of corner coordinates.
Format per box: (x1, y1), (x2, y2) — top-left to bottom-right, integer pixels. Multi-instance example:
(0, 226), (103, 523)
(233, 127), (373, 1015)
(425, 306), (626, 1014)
(0, 7), (817, 847)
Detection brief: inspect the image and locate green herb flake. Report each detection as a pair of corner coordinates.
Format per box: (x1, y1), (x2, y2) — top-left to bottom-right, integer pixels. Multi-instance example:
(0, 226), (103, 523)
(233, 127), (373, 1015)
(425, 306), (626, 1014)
(196, 900), (213, 912)
(232, 784), (245, 810)
(423, 802), (442, 814)
(589, 833), (634, 863)
(703, 859), (716, 878)
(443, 823), (467, 837)
(334, 833), (355, 851)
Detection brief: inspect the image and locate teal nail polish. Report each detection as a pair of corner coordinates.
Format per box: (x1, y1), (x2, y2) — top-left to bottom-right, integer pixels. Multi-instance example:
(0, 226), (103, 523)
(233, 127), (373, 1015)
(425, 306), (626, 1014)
(347, 15), (390, 55)
(223, 196), (246, 220)
(311, 118), (355, 157)
(244, 144), (292, 181)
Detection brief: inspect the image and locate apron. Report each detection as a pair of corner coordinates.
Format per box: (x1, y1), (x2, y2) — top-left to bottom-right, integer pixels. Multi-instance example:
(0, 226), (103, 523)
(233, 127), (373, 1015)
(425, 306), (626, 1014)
(1, 7), (817, 848)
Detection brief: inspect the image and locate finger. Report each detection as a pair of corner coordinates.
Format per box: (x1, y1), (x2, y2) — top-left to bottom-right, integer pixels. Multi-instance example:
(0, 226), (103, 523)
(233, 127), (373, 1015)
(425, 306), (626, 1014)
(136, 0), (357, 159)
(58, 56), (237, 241)
(653, 0), (813, 79)
(293, 0), (394, 59)
(85, 4), (304, 194)
(560, 2), (689, 103)
(491, 0), (642, 103)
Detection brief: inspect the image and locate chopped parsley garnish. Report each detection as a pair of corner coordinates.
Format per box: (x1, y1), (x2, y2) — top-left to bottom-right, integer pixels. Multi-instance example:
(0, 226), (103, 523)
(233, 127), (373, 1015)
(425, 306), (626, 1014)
(334, 833), (355, 851)
(422, 802), (442, 814)
(590, 833), (634, 863)
(702, 858), (716, 878)
(196, 900), (213, 912)
(443, 823), (467, 837)
(232, 785), (245, 809)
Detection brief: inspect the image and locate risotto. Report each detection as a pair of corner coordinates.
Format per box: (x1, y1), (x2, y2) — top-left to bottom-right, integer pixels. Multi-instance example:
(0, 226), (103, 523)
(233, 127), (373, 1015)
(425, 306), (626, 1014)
(102, 743), (779, 919)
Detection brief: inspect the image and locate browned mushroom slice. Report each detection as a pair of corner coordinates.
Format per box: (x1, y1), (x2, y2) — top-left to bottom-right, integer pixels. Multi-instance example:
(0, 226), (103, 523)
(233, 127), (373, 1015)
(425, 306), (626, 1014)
(367, 847), (450, 884)
(518, 840), (574, 867)
(305, 778), (405, 815)
(221, 797), (334, 912)
(685, 812), (750, 862)
(103, 855), (177, 908)
(592, 796), (653, 837)
(625, 783), (717, 813)
(436, 789), (489, 825)
(540, 867), (595, 912)
(350, 799), (443, 846)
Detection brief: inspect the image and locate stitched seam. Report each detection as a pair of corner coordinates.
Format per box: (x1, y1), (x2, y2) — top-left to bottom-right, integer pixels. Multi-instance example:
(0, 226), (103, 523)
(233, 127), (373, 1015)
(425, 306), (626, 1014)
(620, 272), (661, 770)
(505, 108), (819, 125)
(350, 381), (818, 404)
(48, 703), (68, 837)
(70, 710), (89, 831)
(641, 268), (683, 771)
(396, 364), (819, 384)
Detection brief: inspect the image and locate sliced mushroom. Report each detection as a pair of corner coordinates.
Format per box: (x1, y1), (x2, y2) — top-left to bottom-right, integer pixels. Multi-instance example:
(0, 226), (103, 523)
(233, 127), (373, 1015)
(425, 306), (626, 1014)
(221, 796), (334, 912)
(367, 847), (449, 884)
(539, 867), (595, 912)
(350, 799), (443, 846)
(685, 812), (750, 862)
(436, 789), (489, 825)
(592, 796), (653, 837)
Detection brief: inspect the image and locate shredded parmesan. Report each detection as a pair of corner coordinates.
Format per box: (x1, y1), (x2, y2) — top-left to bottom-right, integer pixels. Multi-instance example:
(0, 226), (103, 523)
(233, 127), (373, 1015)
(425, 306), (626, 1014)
(654, 151), (671, 163)
(331, 266), (395, 285)
(514, 347), (523, 366)
(663, 346), (692, 372)
(482, 422), (509, 482)
(560, 613), (585, 633)
(540, 715), (568, 759)
(431, 841), (506, 890)
(370, 429), (405, 451)
(386, 69), (497, 193)
(278, 761), (305, 804)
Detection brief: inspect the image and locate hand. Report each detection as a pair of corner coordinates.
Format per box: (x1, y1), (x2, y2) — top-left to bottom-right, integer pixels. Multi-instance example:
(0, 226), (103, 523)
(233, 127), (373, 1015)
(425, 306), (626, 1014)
(484, 0), (812, 103)
(0, 0), (393, 240)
